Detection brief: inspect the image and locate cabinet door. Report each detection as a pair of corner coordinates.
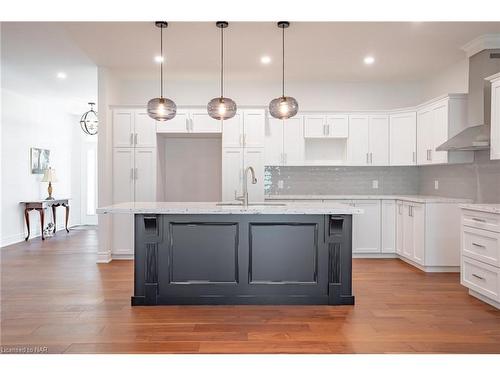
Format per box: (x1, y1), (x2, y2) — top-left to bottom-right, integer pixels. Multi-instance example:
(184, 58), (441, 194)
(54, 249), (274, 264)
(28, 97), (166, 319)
(156, 109), (190, 133)
(244, 148), (265, 202)
(222, 148), (243, 200)
(112, 148), (134, 202)
(412, 204), (425, 265)
(222, 113), (243, 148)
(243, 110), (265, 147)
(347, 115), (370, 165)
(396, 201), (405, 255)
(283, 117), (305, 165)
(265, 118), (284, 165)
(134, 148), (157, 202)
(381, 200), (396, 253)
(402, 203), (414, 259)
(369, 115), (390, 165)
(326, 114), (349, 138)
(191, 110), (222, 133)
(352, 200), (381, 253)
(134, 110), (157, 148)
(304, 115), (326, 138)
(431, 102), (449, 164)
(491, 80), (500, 160)
(113, 110), (134, 148)
(417, 109), (432, 165)
(390, 112), (416, 165)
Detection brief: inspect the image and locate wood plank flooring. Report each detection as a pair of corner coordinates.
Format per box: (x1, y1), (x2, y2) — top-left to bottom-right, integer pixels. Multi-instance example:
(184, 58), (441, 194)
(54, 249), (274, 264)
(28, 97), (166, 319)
(1, 226), (500, 354)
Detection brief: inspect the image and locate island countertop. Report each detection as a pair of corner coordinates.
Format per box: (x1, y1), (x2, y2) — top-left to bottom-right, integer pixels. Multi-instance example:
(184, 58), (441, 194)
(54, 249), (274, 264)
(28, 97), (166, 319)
(96, 201), (363, 215)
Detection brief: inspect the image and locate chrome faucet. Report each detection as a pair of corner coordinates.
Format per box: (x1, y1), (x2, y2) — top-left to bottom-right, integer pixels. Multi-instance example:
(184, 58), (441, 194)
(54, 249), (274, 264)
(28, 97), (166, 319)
(235, 166), (257, 206)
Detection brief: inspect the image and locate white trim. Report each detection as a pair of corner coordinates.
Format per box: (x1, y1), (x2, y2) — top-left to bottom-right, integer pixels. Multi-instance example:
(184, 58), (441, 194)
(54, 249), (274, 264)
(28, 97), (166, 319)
(398, 256), (460, 273)
(97, 250), (112, 263)
(1, 224), (78, 248)
(461, 34), (500, 58)
(485, 72), (500, 82)
(353, 253), (398, 259)
(469, 290), (500, 309)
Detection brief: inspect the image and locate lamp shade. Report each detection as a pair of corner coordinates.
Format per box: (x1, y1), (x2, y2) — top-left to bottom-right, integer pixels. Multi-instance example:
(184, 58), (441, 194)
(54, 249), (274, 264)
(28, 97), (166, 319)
(41, 167), (58, 183)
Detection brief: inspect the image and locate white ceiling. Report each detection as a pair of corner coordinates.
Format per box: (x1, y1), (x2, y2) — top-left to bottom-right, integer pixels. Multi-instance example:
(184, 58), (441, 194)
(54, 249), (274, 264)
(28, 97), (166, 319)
(62, 21), (500, 82)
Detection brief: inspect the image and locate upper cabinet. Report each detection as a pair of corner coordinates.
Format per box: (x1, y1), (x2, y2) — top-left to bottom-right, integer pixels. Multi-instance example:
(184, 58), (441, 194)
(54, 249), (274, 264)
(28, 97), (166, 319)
(490, 75), (500, 160)
(113, 109), (156, 148)
(304, 114), (349, 138)
(416, 95), (473, 165)
(156, 108), (222, 134)
(265, 116), (304, 166)
(222, 109), (265, 148)
(390, 111), (417, 166)
(347, 114), (389, 166)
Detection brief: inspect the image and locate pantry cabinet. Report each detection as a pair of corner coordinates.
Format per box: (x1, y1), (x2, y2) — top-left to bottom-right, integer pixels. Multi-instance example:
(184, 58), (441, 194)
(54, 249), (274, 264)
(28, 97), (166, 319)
(113, 109), (157, 148)
(265, 116), (304, 165)
(389, 111), (416, 165)
(347, 114), (389, 166)
(223, 109), (265, 148)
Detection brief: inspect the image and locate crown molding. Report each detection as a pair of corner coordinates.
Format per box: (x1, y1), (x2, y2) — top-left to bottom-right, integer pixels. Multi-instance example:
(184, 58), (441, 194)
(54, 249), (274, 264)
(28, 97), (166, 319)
(461, 34), (500, 58)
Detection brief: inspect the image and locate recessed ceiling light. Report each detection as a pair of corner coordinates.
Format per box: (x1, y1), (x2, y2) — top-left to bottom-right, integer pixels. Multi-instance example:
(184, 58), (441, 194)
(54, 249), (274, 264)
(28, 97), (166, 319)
(56, 72), (67, 79)
(154, 55), (164, 63)
(260, 55), (271, 65)
(363, 56), (375, 65)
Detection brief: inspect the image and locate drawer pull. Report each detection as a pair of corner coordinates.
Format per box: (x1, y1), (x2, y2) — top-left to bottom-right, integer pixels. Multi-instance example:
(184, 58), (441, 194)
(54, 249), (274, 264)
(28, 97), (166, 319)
(472, 273), (485, 280)
(472, 242), (486, 248)
(472, 218), (487, 223)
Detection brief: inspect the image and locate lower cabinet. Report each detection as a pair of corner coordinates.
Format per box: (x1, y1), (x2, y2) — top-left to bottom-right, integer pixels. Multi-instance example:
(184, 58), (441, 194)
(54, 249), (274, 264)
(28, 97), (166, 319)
(352, 200), (381, 254)
(398, 201), (425, 264)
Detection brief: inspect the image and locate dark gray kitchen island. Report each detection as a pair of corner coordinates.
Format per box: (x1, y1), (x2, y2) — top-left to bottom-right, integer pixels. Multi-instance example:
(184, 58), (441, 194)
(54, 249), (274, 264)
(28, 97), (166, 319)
(97, 202), (361, 306)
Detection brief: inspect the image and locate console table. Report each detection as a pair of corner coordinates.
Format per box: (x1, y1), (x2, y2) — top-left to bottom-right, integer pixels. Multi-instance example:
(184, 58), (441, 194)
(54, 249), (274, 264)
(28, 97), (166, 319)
(21, 199), (70, 241)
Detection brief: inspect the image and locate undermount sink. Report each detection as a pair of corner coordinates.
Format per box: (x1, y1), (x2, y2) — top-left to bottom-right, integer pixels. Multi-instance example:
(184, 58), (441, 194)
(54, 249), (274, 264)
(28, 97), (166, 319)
(216, 202), (287, 207)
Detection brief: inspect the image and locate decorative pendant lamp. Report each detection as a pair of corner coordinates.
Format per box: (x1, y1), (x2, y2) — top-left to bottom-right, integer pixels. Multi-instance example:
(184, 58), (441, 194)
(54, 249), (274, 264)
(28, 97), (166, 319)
(147, 21), (176, 121)
(269, 21), (298, 119)
(80, 102), (98, 135)
(207, 21), (237, 120)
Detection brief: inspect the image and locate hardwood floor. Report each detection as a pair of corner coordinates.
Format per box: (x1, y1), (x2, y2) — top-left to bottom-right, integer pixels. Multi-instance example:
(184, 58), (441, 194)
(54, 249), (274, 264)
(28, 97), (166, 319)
(1, 226), (499, 354)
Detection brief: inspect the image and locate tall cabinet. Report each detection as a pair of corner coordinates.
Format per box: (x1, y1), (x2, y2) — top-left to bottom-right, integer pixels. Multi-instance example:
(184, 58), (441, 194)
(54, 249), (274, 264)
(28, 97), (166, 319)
(489, 74), (500, 160)
(112, 108), (157, 256)
(222, 109), (265, 201)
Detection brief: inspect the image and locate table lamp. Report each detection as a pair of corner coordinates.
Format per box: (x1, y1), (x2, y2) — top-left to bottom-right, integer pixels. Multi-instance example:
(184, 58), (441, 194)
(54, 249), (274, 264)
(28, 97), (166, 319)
(41, 167), (58, 200)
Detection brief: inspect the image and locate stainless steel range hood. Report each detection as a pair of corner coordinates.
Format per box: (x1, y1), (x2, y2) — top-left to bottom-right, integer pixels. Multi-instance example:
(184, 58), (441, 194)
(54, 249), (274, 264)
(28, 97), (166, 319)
(437, 49), (500, 152)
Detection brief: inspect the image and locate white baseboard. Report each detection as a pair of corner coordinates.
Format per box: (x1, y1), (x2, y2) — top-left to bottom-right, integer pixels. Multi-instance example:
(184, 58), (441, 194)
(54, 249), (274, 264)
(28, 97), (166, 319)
(1, 224), (79, 248)
(97, 251), (112, 263)
(469, 290), (500, 309)
(111, 248), (134, 260)
(398, 256), (459, 273)
(353, 253), (398, 259)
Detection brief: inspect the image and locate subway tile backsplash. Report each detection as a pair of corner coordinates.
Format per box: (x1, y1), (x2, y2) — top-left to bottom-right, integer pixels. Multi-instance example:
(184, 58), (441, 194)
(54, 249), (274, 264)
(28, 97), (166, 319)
(264, 166), (419, 196)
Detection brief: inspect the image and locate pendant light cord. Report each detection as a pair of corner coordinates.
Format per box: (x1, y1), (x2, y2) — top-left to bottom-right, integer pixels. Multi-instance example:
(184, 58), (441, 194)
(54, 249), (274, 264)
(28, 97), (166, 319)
(221, 26), (224, 98)
(160, 25), (164, 98)
(282, 25), (285, 98)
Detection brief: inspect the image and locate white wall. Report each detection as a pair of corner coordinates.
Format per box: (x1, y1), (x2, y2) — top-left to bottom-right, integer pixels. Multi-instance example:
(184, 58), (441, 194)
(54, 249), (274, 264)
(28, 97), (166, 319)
(420, 58), (469, 101)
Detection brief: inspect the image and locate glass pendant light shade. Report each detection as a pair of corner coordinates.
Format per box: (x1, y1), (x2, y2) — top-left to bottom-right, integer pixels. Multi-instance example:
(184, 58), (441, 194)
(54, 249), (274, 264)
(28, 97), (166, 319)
(269, 96), (298, 119)
(147, 97), (177, 121)
(207, 97), (237, 120)
(208, 21), (237, 120)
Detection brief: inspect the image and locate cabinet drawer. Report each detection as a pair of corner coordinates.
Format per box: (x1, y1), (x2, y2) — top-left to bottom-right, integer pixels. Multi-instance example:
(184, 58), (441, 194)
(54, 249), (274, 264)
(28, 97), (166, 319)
(462, 226), (500, 267)
(462, 210), (500, 233)
(462, 257), (500, 302)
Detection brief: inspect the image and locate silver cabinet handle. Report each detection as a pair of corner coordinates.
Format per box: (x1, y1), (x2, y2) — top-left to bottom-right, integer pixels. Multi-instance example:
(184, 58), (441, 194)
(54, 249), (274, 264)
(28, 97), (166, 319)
(130, 133), (134, 146)
(370, 152), (373, 164)
(134, 168), (138, 180)
(408, 206), (413, 217)
(472, 242), (486, 248)
(130, 168), (134, 180)
(243, 134), (247, 146)
(323, 124), (327, 136)
(240, 134), (244, 146)
(472, 218), (487, 223)
(366, 153), (369, 164)
(186, 118), (189, 132)
(134, 133), (138, 145)
(413, 151), (416, 163)
(190, 118), (194, 132)
(429, 149), (432, 161)
(472, 273), (485, 280)
(326, 124), (330, 136)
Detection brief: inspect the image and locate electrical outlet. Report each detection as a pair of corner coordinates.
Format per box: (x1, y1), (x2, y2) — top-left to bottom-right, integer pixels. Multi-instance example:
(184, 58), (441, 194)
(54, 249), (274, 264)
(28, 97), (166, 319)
(278, 180), (284, 189)
(434, 180), (439, 190)
(372, 180), (379, 189)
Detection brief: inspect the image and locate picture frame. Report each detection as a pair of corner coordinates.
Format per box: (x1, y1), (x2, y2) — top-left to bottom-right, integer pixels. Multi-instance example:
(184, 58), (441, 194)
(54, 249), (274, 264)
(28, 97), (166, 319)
(30, 147), (50, 174)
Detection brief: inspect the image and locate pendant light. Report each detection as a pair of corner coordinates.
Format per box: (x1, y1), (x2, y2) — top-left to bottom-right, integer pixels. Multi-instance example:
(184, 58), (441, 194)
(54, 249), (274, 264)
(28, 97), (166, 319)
(269, 21), (298, 119)
(207, 21), (237, 120)
(80, 102), (98, 135)
(147, 21), (177, 121)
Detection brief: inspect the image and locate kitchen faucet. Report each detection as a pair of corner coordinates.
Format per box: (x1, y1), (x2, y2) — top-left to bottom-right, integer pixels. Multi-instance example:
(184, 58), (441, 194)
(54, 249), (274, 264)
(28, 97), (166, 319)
(235, 166), (257, 206)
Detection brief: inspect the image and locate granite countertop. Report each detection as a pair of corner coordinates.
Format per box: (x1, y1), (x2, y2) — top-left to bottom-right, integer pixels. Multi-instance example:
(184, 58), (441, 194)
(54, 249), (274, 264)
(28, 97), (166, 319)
(96, 201), (363, 215)
(459, 203), (500, 214)
(265, 194), (473, 204)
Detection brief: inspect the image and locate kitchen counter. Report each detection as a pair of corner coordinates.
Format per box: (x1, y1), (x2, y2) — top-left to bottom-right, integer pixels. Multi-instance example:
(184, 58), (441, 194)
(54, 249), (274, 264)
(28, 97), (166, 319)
(96, 201), (363, 215)
(459, 203), (500, 214)
(265, 194), (473, 204)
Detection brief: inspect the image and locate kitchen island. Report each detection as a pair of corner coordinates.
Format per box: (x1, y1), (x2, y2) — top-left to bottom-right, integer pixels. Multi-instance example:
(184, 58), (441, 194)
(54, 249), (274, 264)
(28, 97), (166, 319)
(97, 202), (361, 306)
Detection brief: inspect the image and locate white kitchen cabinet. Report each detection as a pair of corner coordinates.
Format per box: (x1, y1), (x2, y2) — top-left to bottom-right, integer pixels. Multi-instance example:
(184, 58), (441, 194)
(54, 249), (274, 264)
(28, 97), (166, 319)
(222, 147), (264, 202)
(399, 201), (425, 264)
(265, 116), (304, 165)
(190, 110), (222, 133)
(112, 149), (135, 203)
(304, 114), (348, 138)
(381, 200), (396, 253)
(347, 115), (389, 166)
(223, 109), (264, 148)
(390, 111), (416, 165)
(157, 109), (190, 133)
(490, 76), (500, 160)
(113, 109), (157, 148)
(156, 108), (221, 134)
(396, 201), (405, 255)
(416, 95), (473, 165)
(352, 200), (381, 254)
